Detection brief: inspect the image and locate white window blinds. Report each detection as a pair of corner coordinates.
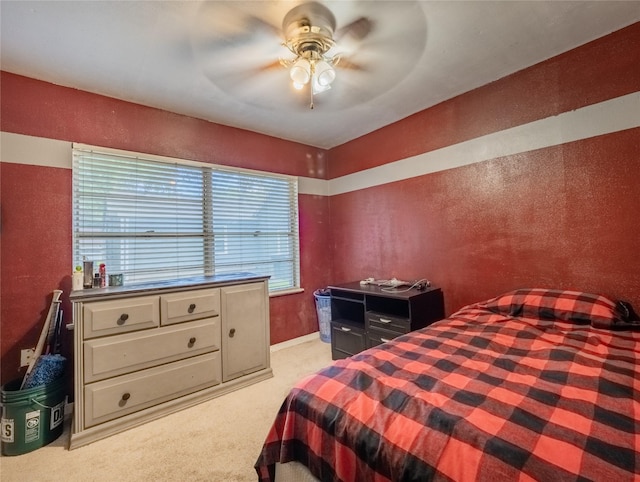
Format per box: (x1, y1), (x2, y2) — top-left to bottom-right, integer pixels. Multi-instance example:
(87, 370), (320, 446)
(72, 146), (300, 292)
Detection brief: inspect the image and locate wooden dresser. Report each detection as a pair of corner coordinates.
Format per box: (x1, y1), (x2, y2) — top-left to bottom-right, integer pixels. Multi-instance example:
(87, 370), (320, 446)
(69, 274), (271, 449)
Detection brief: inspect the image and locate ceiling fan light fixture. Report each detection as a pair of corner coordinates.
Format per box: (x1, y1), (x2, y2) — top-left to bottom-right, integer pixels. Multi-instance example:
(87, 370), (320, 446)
(312, 75), (331, 95)
(314, 59), (336, 86)
(290, 58), (311, 85)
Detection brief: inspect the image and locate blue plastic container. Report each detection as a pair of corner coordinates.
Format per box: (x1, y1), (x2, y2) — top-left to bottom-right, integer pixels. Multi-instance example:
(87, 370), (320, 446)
(314, 289), (332, 343)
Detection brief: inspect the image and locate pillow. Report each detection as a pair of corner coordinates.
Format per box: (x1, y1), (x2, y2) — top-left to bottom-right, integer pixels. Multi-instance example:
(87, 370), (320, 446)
(481, 288), (630, 328)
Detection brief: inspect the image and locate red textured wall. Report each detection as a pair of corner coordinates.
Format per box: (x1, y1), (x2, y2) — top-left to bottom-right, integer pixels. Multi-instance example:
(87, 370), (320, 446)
(327, 23), (640, 315)
(329, 22), (640, 178)
(0, 163), (74, 385)
(0, 72), (331, 384)
(1, 73), (327, 178)
(329, 128), (640, 315)
(273, 193), (332, 342)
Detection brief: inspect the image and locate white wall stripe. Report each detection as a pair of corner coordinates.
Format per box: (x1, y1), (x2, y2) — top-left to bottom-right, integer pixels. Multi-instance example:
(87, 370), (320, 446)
(2, 92), (637, 196)
(328, 92), (640, 196)
(1, 132), (71, 169)
(298, 176), (328, 196)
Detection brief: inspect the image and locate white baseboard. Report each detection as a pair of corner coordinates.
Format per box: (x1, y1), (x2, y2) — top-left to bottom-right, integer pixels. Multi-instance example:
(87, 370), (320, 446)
(270, 332), (322, 352)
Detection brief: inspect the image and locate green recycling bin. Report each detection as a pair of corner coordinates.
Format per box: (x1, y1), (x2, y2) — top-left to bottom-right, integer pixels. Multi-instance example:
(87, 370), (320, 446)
(1, 376), (66, 456)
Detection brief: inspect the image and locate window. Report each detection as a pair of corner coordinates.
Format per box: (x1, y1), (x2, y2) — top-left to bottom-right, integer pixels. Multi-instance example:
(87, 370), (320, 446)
(72, 145), (300, 292)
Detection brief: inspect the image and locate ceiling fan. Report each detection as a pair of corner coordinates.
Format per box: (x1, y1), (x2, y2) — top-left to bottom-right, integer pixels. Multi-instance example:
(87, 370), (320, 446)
(191, 1), (427, 112)
(278, 2), (371, 108)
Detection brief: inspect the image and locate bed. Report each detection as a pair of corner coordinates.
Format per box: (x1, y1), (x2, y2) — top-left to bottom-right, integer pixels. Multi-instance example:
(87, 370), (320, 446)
(255, 288), (640, 481)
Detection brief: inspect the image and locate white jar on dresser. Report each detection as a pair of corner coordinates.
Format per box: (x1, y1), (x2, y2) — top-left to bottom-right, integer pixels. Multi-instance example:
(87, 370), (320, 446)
(69, 274), (271, 449)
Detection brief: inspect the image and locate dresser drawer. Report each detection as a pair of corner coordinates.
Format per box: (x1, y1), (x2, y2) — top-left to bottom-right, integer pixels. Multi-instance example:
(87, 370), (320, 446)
(84, 352), (222, 428)
(84, 317), (221, 383)
(366, 311), (410, 334)
(161, 288), (220, 325)
(83, 296), (159, 339)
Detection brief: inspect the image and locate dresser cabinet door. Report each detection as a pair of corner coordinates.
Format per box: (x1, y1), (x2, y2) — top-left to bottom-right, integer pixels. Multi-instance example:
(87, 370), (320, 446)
(221, 282), (269, 382)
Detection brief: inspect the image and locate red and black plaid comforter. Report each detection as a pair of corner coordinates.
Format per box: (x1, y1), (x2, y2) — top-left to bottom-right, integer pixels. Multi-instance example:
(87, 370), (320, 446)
(255, 289), (640, 481)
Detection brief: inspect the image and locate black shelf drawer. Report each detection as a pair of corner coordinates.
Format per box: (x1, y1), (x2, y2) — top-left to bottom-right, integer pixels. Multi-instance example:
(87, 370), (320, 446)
(367, 327), (401, 348)
(331, 321), (366, 359)
(366, 311), (410, 334)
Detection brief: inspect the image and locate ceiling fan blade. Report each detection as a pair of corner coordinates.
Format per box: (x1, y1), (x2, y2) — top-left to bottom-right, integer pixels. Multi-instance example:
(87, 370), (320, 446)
(200, 54), (287, 88)
(191, 2), (283, 54)
(190, 1), (292, 95)
(258, 59), (284, 73)
(333, 55), (367, 72)
(335, 16), (373, 43)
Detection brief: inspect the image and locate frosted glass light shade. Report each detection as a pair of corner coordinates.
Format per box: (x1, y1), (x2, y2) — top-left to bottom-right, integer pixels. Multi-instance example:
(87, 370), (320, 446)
(314, 60), (336, 86)
(312, 75), (331, 94)
(290, 58), (311, 85)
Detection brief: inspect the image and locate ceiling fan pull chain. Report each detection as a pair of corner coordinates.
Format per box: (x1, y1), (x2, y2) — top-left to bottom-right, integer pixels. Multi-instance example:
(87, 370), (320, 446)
(309, 63), (314, 109)
(309, 79), (314, 109)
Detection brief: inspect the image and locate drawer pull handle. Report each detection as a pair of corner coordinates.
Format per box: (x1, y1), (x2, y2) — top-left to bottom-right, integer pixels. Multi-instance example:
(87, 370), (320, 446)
(117, 313), (129, 325)
(118, 392), (131, 407)
(188, 337), (197, 346)
(340, 327), (352, 332)
(378, 318), (392, 324)
(380, 337), (391, 343)
(229, 328), (236, 338)
(188, 303), (196, 314)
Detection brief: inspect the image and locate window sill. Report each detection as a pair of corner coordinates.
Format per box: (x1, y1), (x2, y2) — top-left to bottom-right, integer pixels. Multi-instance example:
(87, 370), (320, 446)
(269, 287), (304, 298)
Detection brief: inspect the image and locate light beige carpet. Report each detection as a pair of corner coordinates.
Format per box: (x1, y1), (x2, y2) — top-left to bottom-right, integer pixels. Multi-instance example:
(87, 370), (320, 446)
(0, 336), (333, 482)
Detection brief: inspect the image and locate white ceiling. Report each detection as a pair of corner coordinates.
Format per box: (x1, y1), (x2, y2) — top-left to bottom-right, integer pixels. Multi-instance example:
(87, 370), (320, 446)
(1, 1), (639, 149)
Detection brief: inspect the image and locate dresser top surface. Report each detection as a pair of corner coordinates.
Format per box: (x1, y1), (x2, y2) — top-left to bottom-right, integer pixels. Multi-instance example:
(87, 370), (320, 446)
(328, 281), (440, 301)
(70, 273), (269, 302)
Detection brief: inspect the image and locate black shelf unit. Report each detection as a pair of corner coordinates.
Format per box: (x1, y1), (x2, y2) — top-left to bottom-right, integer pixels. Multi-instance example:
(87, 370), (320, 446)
(329, 281), (445, 360)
